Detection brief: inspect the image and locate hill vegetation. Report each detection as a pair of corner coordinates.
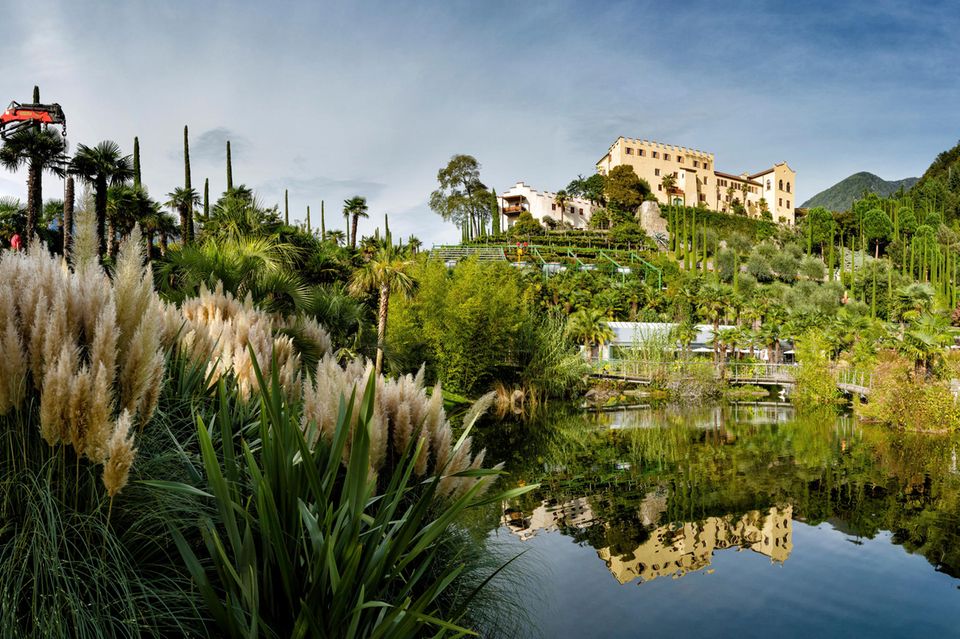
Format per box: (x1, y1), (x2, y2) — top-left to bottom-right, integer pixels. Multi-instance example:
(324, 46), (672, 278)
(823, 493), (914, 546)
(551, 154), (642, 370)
(801, 171), (918, 211)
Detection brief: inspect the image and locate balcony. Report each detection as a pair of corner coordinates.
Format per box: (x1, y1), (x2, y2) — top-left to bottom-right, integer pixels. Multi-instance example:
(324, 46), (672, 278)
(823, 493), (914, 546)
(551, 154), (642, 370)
(503, 205), (528, 215)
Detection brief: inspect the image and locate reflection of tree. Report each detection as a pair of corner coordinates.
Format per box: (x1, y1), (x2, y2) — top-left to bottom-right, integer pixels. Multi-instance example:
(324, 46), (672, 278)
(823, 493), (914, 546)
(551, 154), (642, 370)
(484, 404), (960, 579)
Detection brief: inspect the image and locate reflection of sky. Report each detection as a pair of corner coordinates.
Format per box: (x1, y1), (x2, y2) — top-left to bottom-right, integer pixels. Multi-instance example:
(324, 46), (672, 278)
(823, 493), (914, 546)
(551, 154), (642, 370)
(494, 521), (960, 638)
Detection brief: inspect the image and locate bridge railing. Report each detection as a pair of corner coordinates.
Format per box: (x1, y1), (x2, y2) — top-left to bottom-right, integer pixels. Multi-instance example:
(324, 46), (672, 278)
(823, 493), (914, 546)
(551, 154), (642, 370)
(834, 368), (873, 391)
(594, 360), (798, 382)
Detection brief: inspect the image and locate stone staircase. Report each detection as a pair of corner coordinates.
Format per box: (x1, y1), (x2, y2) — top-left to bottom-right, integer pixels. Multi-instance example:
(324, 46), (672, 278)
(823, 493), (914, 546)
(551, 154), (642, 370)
(430, 245), (506, 263)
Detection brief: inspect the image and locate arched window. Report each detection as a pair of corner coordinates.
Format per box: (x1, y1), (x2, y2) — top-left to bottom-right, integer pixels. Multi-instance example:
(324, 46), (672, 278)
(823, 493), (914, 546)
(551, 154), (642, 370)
(778, 179), (783, 190)
(786, 182), (791, 193)
(766, 179), (771, 189)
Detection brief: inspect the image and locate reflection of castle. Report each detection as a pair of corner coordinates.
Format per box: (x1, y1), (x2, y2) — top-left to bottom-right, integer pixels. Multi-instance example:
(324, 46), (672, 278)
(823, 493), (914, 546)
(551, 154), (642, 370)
(598, 506), (793, 584)
(502, 497), (595, 542)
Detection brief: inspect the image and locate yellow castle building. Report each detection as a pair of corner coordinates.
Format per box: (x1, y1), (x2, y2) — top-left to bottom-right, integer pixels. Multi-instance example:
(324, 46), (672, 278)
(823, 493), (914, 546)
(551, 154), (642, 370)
(597, 505), (794, 585)
(596, 137), (797, 225)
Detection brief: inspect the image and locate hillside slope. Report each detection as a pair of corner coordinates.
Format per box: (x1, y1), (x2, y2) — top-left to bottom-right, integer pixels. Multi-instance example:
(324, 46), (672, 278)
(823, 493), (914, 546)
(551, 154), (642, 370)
(801, 172), (918, 211)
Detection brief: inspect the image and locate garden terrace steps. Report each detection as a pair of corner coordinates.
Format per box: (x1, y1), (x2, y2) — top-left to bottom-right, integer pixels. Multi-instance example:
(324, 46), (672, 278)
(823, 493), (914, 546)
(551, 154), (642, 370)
(430, 245), (507, 262)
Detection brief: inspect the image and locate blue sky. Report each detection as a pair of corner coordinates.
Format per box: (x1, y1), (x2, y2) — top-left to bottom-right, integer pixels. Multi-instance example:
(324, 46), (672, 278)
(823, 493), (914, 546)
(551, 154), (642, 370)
(2, 0), (958, 244)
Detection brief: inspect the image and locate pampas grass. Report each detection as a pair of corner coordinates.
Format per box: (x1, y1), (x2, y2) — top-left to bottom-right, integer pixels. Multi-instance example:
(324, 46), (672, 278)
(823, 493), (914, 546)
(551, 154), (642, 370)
(176, 282), (332, 401)
(302, 354), (501, 498)
(0, 208), (165, 494)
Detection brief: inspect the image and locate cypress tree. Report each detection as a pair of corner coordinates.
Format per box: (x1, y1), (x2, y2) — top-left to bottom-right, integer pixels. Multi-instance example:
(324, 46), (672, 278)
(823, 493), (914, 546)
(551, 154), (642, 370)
(827, 227), (834, 281)
(183, 125), (193, 242)
(133, 137), (141, 188)
(32, 85), (39, 104)
(204, 178), (210, 219)
(63, 177), (74, 258)
(321, 200), (326, 238)
(491, 189), (500, 235)
(226, 141), (233, 191)
(284, 189), (289, 225)
(307, 206), (311, 233)
(384, 213), (390, 242)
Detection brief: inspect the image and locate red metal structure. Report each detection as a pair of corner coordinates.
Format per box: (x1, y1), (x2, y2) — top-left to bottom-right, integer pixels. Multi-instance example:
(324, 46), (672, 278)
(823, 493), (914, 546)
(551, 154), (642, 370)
(0, 102), (66, 139)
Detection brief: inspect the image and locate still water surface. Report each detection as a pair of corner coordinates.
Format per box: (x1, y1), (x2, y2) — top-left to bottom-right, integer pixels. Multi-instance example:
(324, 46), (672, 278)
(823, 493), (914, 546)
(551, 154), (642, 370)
(479, 404), (960, 638)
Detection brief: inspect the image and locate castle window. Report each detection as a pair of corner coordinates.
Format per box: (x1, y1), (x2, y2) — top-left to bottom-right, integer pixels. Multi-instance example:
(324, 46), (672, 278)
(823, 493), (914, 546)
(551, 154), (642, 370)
(579, 208), (584, 214)
(658, 184), (662, 191)
(778, 179), (783, 190)
(625, 147), (633, 155)
(664, 153), (671, 161)
(693, 160), (699, 168)
(678, 156), (684, 163)
(652, 151), (659, 159)
(639, 149), (645, 156)
(655, 168), (661, 176)
(551, 203), (556, 210)
(786, 182), (791, 193)
(767, 180), (771, 189)
(787, 200), (791, 208)
(779, 198), (783, 206)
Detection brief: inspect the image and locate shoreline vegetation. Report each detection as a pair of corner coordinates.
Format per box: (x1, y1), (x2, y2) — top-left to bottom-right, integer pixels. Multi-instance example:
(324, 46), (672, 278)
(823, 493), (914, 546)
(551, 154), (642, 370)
(2, 86), (960, 634)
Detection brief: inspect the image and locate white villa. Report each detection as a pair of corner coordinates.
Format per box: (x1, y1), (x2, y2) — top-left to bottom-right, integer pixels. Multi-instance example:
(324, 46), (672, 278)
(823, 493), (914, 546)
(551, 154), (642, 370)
(598, 322), (793, 362)
(497, 181), (595, 230)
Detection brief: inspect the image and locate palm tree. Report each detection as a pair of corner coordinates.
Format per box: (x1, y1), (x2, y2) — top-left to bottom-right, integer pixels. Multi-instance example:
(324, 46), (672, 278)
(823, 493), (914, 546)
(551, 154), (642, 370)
(660, 174), (677, 205)
(70, 141), (133, 259)
(671, 318), (698, 358)
(566, 308), (614, 362)
(165, 187), (201, 245)
(740, 182), (750, 215)
(326, 229), (347, 247)
(407, 235), (422, 255)
(343, 195), (368, 250)
(901, 313), (952, 376)
(348, 245), (416, 374)
(554, 189), (570, 227)
(0, 127), (67, 237)
(893, 283), (934, 325)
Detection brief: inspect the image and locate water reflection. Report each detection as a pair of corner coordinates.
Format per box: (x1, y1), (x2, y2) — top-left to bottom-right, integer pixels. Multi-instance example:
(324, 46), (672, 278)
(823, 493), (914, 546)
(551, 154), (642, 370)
(482, 403), (960, 584)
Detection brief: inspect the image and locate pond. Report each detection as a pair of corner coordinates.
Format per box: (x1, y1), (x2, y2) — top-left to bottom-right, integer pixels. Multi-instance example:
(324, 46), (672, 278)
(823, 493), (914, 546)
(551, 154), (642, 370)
(476, 403), (960, 638)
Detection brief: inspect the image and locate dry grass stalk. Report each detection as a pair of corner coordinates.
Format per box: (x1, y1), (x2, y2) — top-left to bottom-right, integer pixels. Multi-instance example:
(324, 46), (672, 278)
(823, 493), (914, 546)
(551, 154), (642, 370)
(301, 355), (500, 499)
(177, 282), (331, 401)
(0, 209), (165, 495)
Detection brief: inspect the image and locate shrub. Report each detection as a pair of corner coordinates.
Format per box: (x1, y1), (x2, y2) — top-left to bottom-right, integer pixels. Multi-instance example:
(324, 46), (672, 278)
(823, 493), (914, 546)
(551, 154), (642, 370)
(857, 352), (960, 431)
(160, 363), (532, 638)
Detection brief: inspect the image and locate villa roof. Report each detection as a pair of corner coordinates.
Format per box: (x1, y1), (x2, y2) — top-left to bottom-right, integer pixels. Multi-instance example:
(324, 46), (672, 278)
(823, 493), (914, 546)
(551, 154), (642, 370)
(713, 171), (762, 187)
(748, 162), (795, 179)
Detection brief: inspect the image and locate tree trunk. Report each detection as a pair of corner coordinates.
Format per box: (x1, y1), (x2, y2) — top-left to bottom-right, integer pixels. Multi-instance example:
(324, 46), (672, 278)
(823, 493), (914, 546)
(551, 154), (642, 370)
(351, 215), (359, 250)
(180, 205), (190, 244)
(63, 177), (74, 258)
(26, 161), (40, 239)
(375, 283), (390, 375)
(159, 231), (168, 255)
(108, 218), (118, 259)
(96, 177), (108, 260)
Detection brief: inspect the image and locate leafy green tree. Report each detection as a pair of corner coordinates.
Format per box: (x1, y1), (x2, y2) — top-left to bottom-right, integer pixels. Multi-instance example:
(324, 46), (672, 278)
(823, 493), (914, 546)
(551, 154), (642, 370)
(349, 245), (416, 374)
(566, 173), (606, 206)
(70, 141), (134, 259)
(566, 308), (614, 362)
(863, 207), (893, 257)
(510, 210), (543, 236)
(428, 154), (493, 240)
(343, 196), (368, 250)
(805, 207), (835, 254)
(898, 207), (917, 236)
(0, 127), (66, 237)
(746, 252), (774, 282)
(604, 165), (650, 214)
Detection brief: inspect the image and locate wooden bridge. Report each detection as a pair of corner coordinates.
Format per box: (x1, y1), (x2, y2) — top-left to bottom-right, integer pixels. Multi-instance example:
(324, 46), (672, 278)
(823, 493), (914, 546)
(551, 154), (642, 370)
(592, 360), (873, 396)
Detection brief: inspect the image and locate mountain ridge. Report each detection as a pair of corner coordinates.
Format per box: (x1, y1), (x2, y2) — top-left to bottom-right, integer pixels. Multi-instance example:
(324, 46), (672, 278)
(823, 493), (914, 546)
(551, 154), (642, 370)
(801, 171), (918, 211)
